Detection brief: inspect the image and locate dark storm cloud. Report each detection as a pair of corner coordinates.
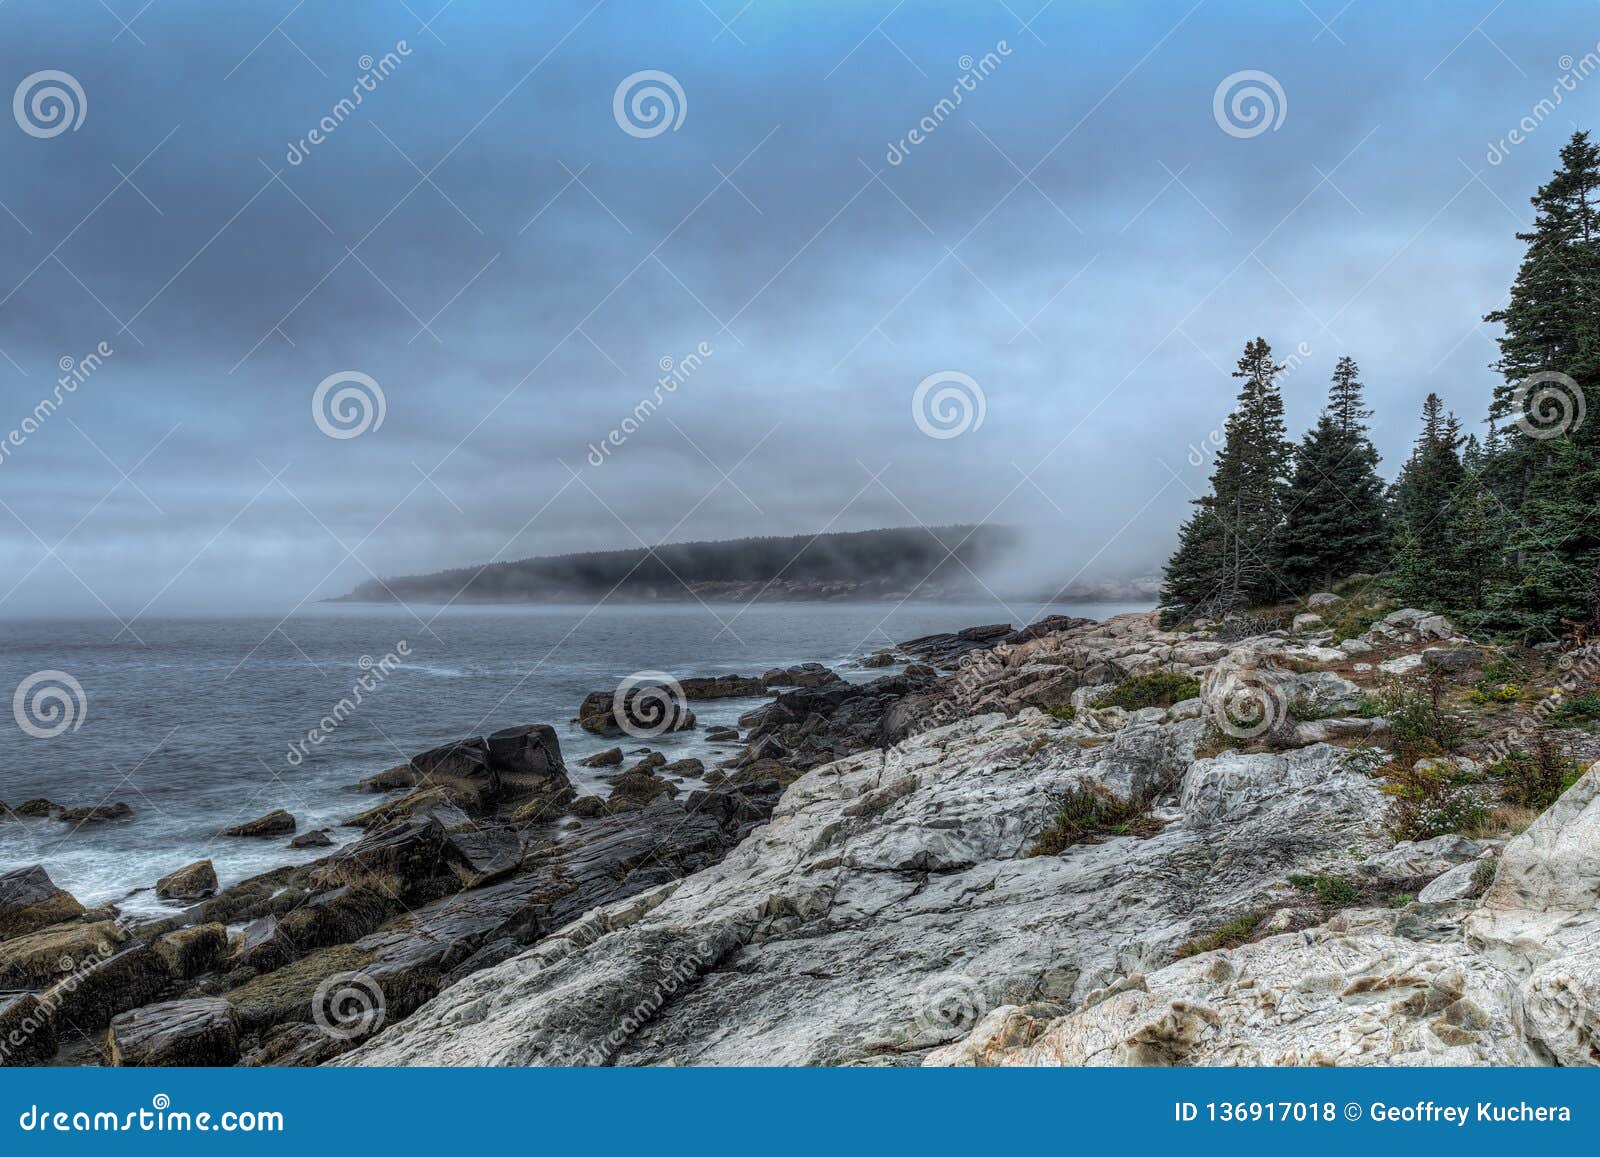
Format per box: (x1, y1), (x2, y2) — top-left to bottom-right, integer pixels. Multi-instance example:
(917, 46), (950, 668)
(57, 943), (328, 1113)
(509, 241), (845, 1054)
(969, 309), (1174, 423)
(1, 0), (1597, 617)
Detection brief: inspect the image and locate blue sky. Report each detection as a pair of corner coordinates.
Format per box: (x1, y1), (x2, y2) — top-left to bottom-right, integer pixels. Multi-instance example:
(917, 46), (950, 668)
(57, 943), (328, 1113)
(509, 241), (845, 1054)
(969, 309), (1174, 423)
(1, 0), (1598, 618)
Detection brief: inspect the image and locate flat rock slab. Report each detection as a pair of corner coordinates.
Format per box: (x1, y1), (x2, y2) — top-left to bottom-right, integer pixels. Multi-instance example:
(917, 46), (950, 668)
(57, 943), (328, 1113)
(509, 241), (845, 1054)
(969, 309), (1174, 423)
(108, 998), (239, 1066)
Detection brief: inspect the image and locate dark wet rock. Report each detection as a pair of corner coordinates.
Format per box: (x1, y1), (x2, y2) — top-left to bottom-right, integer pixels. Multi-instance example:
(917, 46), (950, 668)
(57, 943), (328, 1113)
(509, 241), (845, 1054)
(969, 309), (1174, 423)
(661, 757), (705, 778)
(13, 798), (60, 818)
(107, 998), (239, 1067)
(408, 737), (497, 808)
(0, 993), (58, 1064)
(0, 864), (86, 939)
(0, 919), (129, 990)
(486, 724), (569, 799)
(705, 726), (740, 742)
(45, 943), (170, 1035)
(897, 622), (1012, 666)
(57, 802), (133, 826)
(156, 860), (218, 902)
(238, 1021), (349, 1067)
(0, 993), (58, 1066)
(578, 688), (696, 737)
(677, 674), (765, 699)
(761, 662), (843, 689)
(231, 916), (295, 973)
(738, 669), (941, 772)
(153, 923), (228, 980)
(605, 768), (680, 811)
(357, 764), (419, 793)
(311, 816), (472, 901)
(345, 786), (454, 830)
(570, 796), (607, 818)
(446, 825), (525, 882)
(859, 650), (898, 668)
(290, 830), (335, 849)
(579, 746), (624, 768)
(221, 809), (296, 838)
(1002, 615), (1095, 645)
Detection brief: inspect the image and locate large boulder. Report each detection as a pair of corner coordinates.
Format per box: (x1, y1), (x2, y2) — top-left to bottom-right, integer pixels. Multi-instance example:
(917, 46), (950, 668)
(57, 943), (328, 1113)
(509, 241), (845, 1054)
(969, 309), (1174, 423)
(107, 998), (240, 1066)
(0, 919), (129, 990)
(0, 864), (85, 939)
(677, 674), (765, 699)
(44, 943), (171, 1035)
(311, 816), (472, 900)
(578, 688), (696, 738)
(409, 738), (499, 808)
(221, 809), (296, 838)
(759, 663), (844, 689)
(156, 860), (218, 902)
(152, 923), (229, 979)
(485, 724), (569, 794)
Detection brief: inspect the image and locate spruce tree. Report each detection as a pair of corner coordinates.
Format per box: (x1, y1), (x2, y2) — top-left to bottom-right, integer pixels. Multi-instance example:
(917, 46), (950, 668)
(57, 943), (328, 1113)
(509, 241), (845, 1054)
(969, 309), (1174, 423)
(1278, 356), (1389, 592)
(1159, 337), (1293, 619)
(1481, 131), (1600, 636)
(1390, 394), (1469, 607)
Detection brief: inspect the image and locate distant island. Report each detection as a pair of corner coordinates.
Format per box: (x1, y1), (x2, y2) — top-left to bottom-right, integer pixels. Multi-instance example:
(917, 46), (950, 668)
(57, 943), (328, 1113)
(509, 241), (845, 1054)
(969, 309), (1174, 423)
(334, 524), (1155, 605)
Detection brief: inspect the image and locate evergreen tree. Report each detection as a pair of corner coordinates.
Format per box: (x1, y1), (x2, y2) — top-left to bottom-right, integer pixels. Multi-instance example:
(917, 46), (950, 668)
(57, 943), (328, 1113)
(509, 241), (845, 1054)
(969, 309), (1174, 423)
(1278, 356), (1389, 592)
(1160, 337), (1294, 619)
(1389, 394), (1468, 606)
(1480, 131), (1600, 636)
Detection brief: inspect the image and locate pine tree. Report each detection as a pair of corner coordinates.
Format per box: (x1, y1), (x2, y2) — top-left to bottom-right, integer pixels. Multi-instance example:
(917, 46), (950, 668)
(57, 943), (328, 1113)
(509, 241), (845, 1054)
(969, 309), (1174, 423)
(1480, 131), (1600, 637)
(1278, 356), (1389, 592)
(1160, 337), (1293, 620)
(1390, 394), (1468, 607)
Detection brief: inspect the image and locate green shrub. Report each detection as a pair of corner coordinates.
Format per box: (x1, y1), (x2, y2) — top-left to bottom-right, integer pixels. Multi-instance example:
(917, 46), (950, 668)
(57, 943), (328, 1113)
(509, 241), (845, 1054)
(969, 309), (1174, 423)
(1026, 786), (1159, 856)
(1551, 695), (1600, 725)
(1370, 674), (1464, 756)
(1287, 873), (1362, 906)
(1088, 671), (1202, 711)
(1045, 704), (1077, 723)
(1381, 759), (1491, 841)
(1491, 735), (1582, 810)
(1175, 910), (1265, 959)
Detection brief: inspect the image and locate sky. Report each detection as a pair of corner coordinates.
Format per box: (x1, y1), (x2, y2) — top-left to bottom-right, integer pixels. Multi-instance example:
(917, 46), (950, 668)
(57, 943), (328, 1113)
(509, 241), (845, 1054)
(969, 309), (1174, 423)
(1, 0), (1598, 620)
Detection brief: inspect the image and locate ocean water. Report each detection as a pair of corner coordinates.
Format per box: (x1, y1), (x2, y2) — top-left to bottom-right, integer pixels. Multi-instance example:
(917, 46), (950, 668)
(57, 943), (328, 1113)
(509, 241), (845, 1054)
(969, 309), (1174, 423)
(0, 600), (1148, 913)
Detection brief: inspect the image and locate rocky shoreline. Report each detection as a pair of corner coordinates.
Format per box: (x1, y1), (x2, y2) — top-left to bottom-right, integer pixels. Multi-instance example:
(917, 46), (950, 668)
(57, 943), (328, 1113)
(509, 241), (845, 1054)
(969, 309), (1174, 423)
(4, 601), (1599, 1067)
